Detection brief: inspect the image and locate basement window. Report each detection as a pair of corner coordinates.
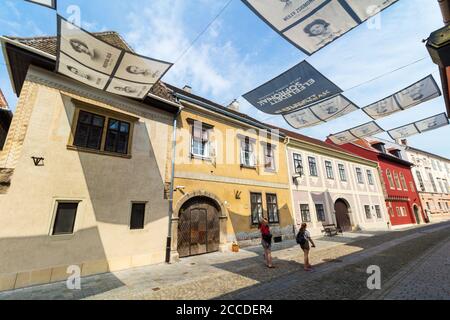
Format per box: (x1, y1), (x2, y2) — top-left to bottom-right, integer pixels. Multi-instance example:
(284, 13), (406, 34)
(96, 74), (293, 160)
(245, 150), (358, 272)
(52, 202), (79, 235)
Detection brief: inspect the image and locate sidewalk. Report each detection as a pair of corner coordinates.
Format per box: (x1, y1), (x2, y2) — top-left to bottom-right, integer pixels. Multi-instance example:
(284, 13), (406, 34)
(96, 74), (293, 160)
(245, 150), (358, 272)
(0, 221), (448, 300)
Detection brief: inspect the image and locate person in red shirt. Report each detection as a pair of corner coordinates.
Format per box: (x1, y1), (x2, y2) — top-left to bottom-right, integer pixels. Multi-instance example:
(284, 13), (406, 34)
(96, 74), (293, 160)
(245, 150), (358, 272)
(259, 218), (274, 268)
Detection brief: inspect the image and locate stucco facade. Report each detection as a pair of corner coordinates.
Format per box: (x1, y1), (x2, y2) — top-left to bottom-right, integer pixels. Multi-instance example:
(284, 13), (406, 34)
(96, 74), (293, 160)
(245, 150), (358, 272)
(168, 89), (294, 261)
(284, 133), (389, 236)
(0, 67), (176, 291)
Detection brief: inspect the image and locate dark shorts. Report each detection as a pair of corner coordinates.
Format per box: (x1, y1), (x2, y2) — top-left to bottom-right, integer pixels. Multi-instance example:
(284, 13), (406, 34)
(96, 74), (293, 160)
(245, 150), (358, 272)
(261, 239), (272, 250)
(300, 242), (310, 251)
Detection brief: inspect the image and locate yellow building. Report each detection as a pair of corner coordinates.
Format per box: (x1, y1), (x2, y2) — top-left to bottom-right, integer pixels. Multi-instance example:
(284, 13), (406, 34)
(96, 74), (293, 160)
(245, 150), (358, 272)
(166, 85), (294, 260)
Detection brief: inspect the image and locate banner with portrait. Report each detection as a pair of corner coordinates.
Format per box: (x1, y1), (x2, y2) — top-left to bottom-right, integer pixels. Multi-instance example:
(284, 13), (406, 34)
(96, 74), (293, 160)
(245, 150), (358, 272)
(243, 60), (342, 115)
(362, 75), (441, 120)
(25, 0), (57, 9)
(387, 113), (449, 140)
(242, 0), (399, 55)
(328, 121), (384, 145)
(56, 16), (173, 99)
(283, 94), (358, 129)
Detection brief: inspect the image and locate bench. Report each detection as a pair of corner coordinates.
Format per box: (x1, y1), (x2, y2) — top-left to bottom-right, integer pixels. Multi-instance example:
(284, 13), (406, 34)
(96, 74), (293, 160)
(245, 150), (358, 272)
(321, 224), (343, 237)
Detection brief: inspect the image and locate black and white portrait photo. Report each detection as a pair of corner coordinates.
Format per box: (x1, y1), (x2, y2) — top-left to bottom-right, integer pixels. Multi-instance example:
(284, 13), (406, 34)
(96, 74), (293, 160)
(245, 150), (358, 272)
(283, 1), (357, 54)
(106, 78), (152, 99)
(58, 53), (109, 89)
(25, 0), (56, 9)
(114, 52), (171, 84)
(351, 122), (383, 138)
(395, 75), (441, 109)
(59, 18), (122, 74)
(363, 96), (399, 120)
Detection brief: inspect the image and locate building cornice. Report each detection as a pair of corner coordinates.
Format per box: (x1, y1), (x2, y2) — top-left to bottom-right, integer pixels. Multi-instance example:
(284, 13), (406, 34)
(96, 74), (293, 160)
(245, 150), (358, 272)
(286, 138), (379, 168)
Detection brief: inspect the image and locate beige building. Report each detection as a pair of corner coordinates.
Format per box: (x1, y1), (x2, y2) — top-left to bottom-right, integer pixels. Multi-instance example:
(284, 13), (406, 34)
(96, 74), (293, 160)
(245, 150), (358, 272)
(0, 33), (180, 291)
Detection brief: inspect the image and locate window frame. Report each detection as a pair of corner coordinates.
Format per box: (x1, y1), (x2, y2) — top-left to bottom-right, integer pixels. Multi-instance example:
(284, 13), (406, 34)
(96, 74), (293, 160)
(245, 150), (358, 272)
(325, 160), (334, 180)
(293, 153), (304, 176)
(367, 170), (374, 185)
(364, 205), (372, 219)
(250, 192), (263, 225)
(308, 157), (318, 177)
(240, 137), (257, 168)
(315, 203), (326, 222)
(130, 202), (147, 230)
(263, 143), (276, 172)
(266, 193), (279, 224)
(300, 203), (312, 222)
(386, 169), (395, 189)
(189, 120), (214, 159)
(50, 200), (81, 236)
(375, 205), (382, 219)
(338, 163), (347, 182)
(68, 99), (137, 158)
(356, 168), (364, 184)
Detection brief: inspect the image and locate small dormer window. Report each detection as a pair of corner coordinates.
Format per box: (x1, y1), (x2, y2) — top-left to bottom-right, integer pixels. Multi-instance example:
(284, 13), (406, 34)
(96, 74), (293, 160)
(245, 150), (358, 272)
(389, 149), (402, 159)
(372, 143), (386, 153)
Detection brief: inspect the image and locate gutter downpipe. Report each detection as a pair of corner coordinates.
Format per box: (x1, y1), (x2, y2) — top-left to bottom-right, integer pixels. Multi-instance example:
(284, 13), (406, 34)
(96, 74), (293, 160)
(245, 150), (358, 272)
(165, 104), (183, 263)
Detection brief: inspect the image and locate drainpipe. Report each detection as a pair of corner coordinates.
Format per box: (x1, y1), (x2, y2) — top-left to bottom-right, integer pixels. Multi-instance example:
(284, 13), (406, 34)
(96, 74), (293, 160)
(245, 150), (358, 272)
(165, 105), (182, 263)
(438, 0), (450, 25)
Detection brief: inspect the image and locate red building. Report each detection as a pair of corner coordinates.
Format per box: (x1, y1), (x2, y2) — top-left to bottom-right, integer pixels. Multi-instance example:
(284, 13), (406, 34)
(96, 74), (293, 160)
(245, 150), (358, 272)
(327, 138), (427, 227)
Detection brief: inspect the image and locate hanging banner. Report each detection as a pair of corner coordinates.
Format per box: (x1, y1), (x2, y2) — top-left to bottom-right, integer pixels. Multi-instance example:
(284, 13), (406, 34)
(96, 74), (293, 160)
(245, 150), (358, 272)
(243, 60), (342, 115)
(25, 0), (57, 9)
(387, 113), (449, 140)
(328, 121), (384, 145)
(363, 75), (441, 120)
(242, 0), (399, 55)
(283, 94), (358, 129)
(56, 16), (173, 99)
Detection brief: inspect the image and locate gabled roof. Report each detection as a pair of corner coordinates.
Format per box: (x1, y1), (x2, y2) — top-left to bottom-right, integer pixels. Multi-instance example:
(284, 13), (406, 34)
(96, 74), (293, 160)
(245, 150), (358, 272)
(1, 32), (177, 104)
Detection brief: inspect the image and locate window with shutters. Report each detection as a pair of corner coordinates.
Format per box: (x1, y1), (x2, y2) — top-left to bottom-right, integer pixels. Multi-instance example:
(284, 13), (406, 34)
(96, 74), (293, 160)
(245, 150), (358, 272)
(241, 137), (256, 168)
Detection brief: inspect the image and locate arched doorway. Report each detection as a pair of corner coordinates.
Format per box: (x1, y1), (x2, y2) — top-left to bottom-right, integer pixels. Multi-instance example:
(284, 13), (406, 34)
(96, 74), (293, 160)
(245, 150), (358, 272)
(177, 196), (220, 258)
(334, 199), (352, 232)
(413, 205), (421, 224)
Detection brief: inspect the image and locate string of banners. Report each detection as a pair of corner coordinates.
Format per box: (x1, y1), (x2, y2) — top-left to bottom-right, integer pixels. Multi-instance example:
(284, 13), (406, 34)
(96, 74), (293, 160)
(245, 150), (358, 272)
(242, 0), (399, 55)
(25, 0), (57, 10)
(362, 75), (442, 120)
(328, 113), (450, 145)
(56, 15), (173, 100)
(283, 94), (359, 129)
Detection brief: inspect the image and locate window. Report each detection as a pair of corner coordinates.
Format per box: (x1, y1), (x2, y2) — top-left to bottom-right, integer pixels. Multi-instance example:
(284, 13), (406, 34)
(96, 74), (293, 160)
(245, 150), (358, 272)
(266, 194), (279, 223)
(437, 179), (445, 194)
(438, 202), (442, 210)
(375, 205), (382, 219)
(250, 193), (263, 225)
(429, 173), (438, 193)
(264, 144), (276, 171)
(293, 153), (304, 176)
(400, 173), (408, 191)
(367, 170), (374, 185)
(393, 171), (402, 190)
(52, 202), (79, 235)
(105, 118), (130, 154)
(426, 202), (430, 210)
(386, 169), (395, 189)
(130, 203), (146, 230)
(388, 207), (394, 217)
(400, 207), (407, 217)
(73, 110), (105, 150)
(308, 157), (318, 176)
(437, 161), (443, 171)
(416, 171), (425, 191)
(300, 204), (311, 222)
(338, 164), (347, 181)
(432, 159), (438, 170)
(396, 207), (402, 217)
(315, 204), (326, 222)
(241, 138), (256, 167)
(356, 168), (364, 184)
(443, 179), (449, 194)
(409, 181), (415, 193)
(364, 205), (372, 219)
(191, 124), (211, 158)
(325, 161), (334, 179)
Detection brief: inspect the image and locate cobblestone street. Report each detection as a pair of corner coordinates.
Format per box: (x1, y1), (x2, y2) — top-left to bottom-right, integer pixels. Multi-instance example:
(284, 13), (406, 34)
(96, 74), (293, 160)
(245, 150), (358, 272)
(1, 221), (449, 300)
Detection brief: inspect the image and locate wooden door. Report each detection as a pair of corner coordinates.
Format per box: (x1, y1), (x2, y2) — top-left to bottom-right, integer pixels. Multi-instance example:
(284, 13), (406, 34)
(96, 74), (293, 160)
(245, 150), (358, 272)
(334, 199), (352, 232)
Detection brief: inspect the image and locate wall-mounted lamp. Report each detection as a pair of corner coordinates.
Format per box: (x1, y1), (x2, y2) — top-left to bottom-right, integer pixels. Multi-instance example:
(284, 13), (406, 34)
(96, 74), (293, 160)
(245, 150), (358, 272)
(31, 157), (44, 166)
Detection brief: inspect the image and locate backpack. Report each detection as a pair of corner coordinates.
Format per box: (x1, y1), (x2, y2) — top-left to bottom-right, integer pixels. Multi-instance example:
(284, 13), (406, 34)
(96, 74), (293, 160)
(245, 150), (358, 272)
(296, 230), (307, 245)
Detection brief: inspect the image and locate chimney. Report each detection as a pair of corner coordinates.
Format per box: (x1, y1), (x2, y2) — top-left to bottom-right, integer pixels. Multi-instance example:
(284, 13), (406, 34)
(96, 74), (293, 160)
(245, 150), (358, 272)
(438, 0), (450, 25)
(182, 85), (192, 94)
(401, 139), (408, 146)
(227, 99), (239, 112)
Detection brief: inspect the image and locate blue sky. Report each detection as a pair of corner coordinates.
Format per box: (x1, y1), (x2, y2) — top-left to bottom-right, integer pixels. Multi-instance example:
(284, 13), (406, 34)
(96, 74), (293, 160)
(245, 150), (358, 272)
(1, 0), (449, 157)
